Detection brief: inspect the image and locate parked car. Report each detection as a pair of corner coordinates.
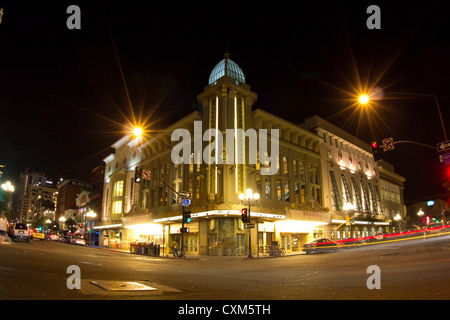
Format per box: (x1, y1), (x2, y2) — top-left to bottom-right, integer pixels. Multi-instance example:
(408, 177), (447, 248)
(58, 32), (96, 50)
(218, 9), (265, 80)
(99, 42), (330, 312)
(11, 223), (30, 242)
(33, 231), (45, 240)
(303, 238), (338, 254)
(70, 237), (86, 246)
(47, 233), (60, 241)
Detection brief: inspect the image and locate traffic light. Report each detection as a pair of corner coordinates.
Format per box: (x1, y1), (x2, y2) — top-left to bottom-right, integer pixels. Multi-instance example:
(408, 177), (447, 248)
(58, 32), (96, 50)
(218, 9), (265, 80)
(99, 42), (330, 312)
(135, 167), (142, 183)
(241, 208), (249, 223)
(371, 141), (383, 161)
(183, 210), (191, 223)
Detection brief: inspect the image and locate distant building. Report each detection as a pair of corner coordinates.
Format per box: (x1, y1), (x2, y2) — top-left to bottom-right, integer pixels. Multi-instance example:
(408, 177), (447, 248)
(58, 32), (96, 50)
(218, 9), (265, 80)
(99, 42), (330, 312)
(406, 196), (450, 226)
(56, 178), (95, 222)
(377, 160), (406, 231)
(27, 184), (58, 222)
(16, 169), (55, 222)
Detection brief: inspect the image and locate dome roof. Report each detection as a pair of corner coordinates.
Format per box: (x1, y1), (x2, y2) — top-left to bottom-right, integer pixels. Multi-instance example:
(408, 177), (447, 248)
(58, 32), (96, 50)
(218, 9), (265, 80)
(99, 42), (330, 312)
(208, 53), (246, 85)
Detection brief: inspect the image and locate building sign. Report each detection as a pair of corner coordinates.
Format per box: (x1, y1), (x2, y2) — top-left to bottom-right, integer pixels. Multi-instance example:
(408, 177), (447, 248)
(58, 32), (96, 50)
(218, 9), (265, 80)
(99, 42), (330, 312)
(70, 180), (95, 189)
(289, 209), (332, 223)
(290, 197), (331, 223)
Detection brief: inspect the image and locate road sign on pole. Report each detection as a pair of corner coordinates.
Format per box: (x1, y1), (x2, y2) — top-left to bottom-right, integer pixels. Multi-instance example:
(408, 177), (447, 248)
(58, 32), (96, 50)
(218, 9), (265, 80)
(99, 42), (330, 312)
(179, 191), (192, 198)
(180, 198), (191, 206)
(439, 153), (450, 165)
(382, 137), (394, 151)
(142, 169), (151, 180)
(437, 140), (450, 152)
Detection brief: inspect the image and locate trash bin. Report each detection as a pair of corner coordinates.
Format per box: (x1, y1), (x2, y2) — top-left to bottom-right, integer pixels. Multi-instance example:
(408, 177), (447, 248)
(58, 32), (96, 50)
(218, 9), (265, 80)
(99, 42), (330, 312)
(148, 244), (154, 256)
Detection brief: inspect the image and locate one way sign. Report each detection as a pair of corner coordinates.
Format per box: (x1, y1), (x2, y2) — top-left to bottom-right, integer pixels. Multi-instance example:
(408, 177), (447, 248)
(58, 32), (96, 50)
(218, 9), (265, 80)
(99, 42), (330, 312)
(437, 140), (450, 152)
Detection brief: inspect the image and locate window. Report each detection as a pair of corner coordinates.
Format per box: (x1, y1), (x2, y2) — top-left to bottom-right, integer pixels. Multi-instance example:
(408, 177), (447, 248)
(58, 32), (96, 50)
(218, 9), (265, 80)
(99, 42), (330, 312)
(277, 179), (282, 201)
(196, 176), (201, 199)
(283, 157), (288, 175)
(264, 178), (271, 199)
(113, 181), (124, 197)
(284, 181), (290, 202)
(293, 159), (298, 178)
(299, 162), (305, 181)
(112, 200), (122, 214)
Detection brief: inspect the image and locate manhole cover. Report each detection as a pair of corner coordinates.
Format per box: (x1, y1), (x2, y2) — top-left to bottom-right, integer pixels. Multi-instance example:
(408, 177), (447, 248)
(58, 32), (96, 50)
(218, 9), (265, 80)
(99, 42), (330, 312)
(90, 281), (157, 291)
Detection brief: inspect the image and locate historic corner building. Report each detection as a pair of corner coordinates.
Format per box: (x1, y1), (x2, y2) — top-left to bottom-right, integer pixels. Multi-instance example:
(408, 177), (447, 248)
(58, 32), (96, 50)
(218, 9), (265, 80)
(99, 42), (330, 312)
(96, 53), (405, 255)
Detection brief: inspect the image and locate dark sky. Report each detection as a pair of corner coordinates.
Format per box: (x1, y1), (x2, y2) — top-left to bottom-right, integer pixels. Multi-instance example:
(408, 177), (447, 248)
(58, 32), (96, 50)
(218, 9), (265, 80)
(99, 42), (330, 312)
(0, 1), (449, 201)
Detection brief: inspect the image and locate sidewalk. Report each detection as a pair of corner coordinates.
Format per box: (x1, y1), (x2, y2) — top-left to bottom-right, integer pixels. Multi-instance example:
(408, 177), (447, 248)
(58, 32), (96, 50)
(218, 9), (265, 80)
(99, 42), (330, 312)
(0, 234), (13, 245)
(94, 245), (303, 260)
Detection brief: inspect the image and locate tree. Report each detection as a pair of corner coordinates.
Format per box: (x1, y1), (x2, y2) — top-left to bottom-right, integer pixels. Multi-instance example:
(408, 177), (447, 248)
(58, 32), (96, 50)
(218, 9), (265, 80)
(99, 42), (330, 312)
(65, 217), (78, 233)
(0, 190), (13, 220)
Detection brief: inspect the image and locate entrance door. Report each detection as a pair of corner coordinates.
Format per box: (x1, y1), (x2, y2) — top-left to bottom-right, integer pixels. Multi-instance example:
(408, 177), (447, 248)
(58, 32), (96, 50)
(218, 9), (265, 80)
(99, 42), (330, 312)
(280, 234), (292, 253)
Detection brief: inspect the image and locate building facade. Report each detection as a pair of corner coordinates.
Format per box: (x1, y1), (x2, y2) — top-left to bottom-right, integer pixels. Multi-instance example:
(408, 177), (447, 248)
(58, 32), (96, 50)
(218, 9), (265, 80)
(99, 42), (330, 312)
(16, 169), (55, 222)
(98, 54), (329, 255)
(301, 116), (397, 240)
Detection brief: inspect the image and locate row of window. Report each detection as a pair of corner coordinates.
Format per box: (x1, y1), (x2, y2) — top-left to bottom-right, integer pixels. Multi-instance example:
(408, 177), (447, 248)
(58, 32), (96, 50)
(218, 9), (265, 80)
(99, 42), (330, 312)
(329, 170), (383, 214)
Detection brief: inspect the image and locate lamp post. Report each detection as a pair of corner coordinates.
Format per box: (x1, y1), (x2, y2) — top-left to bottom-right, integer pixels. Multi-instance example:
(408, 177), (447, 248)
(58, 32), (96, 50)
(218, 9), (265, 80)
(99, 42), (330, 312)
(59, 216), (66, 231)
(1, 181), (15, 217)
(86, 210), (97, 247)
(239, 188), (260, 259)
(393, 213), (402, 232)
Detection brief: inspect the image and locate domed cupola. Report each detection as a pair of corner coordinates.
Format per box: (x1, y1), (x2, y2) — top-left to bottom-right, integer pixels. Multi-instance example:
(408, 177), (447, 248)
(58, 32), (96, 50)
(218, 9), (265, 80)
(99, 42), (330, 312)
(208, 53), (246, 85)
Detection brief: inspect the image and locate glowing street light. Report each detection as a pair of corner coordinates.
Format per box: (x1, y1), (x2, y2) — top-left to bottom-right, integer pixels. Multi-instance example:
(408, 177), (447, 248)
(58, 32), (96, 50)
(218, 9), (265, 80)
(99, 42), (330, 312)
(238, 188), (260, 258)
(133, 127), (143, 137)
(1, 181), (14, 192)
(359, 94), (369, 104)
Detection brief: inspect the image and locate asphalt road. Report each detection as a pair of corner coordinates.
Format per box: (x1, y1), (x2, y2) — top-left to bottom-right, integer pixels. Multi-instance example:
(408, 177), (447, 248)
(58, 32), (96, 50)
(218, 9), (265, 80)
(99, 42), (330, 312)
(1, 235), (450, 301)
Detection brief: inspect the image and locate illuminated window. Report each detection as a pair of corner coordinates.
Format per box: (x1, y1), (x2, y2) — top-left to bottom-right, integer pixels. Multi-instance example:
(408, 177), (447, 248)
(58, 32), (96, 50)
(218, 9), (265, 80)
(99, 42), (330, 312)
(283, 157), (288, 175)
(277, 180), (282, 201)
(265, 178), (271, 199)
(113, 181), (124, 197)
(112, 200), (122, 214)
(284, 181), (289, 202)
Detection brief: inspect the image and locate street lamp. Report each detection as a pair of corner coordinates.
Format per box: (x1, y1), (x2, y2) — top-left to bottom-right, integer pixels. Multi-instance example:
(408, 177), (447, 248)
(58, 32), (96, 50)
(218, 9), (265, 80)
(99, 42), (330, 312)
(238, 188), (260, 258)
(133, 127), (143, 137)
(59, 216), (66, 230)
(359, 94), (369, 105)
(1, 181), (14, 192)
(86, 210), (97, 247)
(393, 213), (402, 232)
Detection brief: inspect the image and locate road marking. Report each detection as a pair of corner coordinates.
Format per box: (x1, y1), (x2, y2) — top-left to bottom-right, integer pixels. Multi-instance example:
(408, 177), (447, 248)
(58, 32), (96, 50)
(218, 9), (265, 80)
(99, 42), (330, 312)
(80, 261), (103, 266)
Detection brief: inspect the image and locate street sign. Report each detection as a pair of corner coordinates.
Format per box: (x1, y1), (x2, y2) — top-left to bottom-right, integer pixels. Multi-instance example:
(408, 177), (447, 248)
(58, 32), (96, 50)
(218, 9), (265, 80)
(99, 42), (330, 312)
(142, 169), (151, 180)
(382, 137), (394, 151)
(179, 191), (192, 198)
(245, 223), (255, 229)
(180, 198), (191, 206)
(437, 140), (450, 152)
(439, 153), (450, 165)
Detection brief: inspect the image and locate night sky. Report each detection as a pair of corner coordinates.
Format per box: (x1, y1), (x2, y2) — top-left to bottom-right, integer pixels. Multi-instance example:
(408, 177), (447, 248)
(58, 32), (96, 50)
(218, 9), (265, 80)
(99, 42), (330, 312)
(0, 1), (449, 201)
